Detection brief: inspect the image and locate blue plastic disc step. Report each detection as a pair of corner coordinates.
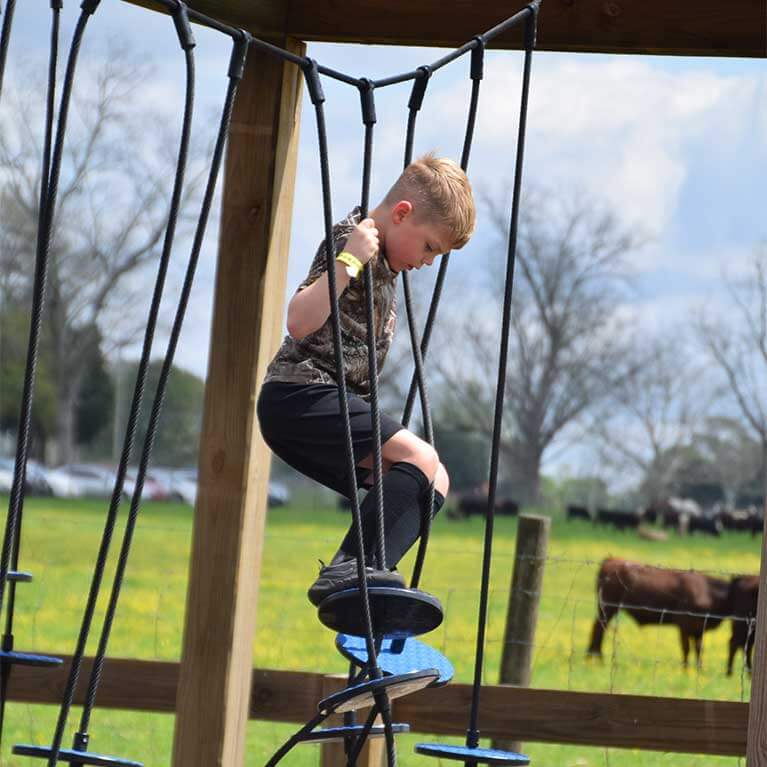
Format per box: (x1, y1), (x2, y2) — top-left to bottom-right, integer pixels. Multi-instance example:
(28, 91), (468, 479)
(7, 570), (32, 582)
(415, 744), (530, 765)
(336, 634), (454, 686)
(319, 669), (439, 714)
(318, 586), (443, 638)
(13, 745), (143, 767)
(0, 650), (62, 667)
(299, 723), (410, 744)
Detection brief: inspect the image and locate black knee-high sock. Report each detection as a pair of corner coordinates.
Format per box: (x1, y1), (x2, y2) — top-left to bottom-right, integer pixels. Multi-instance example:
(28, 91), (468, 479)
(338, 461), (445, 569)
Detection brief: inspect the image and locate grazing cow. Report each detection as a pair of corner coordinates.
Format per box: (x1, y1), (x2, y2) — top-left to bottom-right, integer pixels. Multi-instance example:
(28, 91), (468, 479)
(566, 504), (591, 522)
(688, 514), (723, 537)
(587, 557), (731, 667)
(595, 508), (642, 531)
(457, 493), (519, 517)
(727, 575), (759, 676)
(657, 497), (702, 534)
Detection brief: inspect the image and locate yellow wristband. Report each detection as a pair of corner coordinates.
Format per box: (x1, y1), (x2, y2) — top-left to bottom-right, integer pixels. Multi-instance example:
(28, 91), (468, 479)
(336, 251), (364, 279)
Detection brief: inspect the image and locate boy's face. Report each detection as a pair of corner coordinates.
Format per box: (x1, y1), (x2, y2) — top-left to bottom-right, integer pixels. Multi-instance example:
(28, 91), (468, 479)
(384, 201), (453, 274)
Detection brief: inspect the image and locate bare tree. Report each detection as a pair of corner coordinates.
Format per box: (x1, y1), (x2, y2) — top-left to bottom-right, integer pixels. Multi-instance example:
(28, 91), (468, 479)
(697, 247), (767, 504)
(433, 186), (644, 504)
(695, 416), (761, 508)
(592, 336), (709, 505)
(0, 45), (203, 462)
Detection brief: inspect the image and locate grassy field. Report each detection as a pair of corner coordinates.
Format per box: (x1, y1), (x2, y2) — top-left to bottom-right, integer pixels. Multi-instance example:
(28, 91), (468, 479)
(0, 492), (760, 766)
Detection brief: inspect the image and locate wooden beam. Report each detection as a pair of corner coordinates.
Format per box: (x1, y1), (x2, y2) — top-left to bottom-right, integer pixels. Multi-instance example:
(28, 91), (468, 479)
(170, 36), (305, 767)
(7, 657), (748, 756)
(285, 0), (766, 57)
(128, 1), (766, 58)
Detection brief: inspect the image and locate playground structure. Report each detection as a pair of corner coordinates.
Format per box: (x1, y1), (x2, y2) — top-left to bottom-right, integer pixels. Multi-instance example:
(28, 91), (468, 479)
(1, 1), (767, 766)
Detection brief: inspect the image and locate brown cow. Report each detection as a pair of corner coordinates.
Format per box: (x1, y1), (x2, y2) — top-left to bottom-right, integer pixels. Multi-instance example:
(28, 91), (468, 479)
(727, 575), (759, 676)
(587, 558), (730, 667)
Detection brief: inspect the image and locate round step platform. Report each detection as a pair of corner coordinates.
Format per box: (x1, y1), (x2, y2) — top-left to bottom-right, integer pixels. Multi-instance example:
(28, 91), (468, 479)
(415, 744), (530, 765)
(336, 634), (454, 686)
(318, 587), (443, 638)
(7, 570), (33, 583)
(319, 669), (439, 714)
(0, 650), (62, 668)
(13, 745), (143, 767)
(299, 723), (410, 744)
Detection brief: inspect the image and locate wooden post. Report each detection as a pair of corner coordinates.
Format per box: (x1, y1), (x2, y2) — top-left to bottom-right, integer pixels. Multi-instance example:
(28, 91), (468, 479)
(320, 673), (384, 767)
(493, 514), (550, 754)
(171, 37), (305, 767)
(747, 497), (767, 765)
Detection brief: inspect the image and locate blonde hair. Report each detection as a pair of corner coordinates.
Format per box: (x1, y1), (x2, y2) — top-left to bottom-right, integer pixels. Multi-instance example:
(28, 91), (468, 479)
(384, 153), (475, 249)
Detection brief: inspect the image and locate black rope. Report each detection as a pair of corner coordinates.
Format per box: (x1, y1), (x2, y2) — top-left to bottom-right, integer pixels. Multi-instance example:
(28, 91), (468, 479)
(76, 31), (247, 740)
(0, 0), (16, 102)
(44, 6), (196, 764)
(0, 0), (62, 746)
(466, 3), (539, 755)
(396, 67), (438, 590)
(0, 0), (99, 647)
(357, 78), (387, 573)
(303, 59), (381, 675)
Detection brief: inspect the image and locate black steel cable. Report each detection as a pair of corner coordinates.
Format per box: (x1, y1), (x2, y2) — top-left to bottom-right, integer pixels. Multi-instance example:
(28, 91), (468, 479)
(0, 0), (62, 746)
(357, 79), (387, 572)
(0, 0), (100, 637)
(44, 7), (197, 764)
(397, 71), (437, 590)
(76, 33), (247, 740)
(401, 48), (483, 429)
(303, 59), (381, 675)
(0, 0), (16, 102)
(465, 4), (538, 755)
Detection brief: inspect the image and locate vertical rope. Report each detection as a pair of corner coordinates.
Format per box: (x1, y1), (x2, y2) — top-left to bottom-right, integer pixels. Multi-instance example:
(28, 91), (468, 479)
(76, 33), (247, 737)
(303, 59), (381, 675)
(466, 7), (538, 756)
(45, 7), (196, 763)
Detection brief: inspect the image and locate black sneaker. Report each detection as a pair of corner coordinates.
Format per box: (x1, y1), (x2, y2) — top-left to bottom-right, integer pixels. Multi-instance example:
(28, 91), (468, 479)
(308, 558), (406, 606)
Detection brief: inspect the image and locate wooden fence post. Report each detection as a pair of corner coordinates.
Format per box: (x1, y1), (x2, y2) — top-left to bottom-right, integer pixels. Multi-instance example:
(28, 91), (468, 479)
(493, 513), (550, 753)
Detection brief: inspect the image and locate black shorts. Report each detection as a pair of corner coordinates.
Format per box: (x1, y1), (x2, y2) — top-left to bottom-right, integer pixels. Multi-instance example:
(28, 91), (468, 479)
(257, 381), (404, 498)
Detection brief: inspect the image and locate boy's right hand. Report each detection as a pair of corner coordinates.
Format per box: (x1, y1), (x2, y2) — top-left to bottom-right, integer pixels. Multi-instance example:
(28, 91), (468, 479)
(343, 218), (379, 265)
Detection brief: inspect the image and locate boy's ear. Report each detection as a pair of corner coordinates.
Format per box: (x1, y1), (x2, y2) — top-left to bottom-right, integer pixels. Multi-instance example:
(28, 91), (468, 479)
(392, 200), (413, 223)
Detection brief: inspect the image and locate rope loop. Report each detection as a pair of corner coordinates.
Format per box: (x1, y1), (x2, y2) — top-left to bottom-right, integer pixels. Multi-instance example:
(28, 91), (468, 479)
(302, 58), (325, 105)
(171, 1), (196, 51)
(228, 29), (250, 80)
(407, 65), (431, 112)
(358, 77), (377, 126)
(470, 36), (485, 81)
(79, 0), (100, 15)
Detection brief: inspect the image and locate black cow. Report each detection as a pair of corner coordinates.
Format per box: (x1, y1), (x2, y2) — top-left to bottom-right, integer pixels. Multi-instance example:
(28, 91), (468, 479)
(566, 504), (591, 522)
(595, 508), (642, 531)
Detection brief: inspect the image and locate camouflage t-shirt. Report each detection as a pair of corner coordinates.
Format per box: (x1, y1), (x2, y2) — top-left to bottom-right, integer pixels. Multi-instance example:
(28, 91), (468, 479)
(264, 207), (398, 398)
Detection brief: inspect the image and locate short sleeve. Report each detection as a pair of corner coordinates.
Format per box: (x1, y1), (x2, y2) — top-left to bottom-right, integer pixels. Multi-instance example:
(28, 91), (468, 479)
(297, 229), (352, 293)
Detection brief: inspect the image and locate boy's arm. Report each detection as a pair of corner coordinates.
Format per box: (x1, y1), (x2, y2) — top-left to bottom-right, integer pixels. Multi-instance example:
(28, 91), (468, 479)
(287, 218), (379, 341)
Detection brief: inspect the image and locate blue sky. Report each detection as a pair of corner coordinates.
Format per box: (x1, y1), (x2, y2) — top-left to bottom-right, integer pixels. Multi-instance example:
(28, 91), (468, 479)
(4, 2), (767, 479)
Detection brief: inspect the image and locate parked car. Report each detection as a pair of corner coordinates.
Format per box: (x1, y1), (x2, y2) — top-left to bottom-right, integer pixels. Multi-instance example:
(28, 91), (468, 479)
(48, 464), (118, 498)
(0, 458), (53, 495)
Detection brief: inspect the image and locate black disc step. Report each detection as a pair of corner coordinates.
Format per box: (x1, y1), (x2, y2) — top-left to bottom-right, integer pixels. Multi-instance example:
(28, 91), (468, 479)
(415, 744), (530, 765)
(7, 571), (32, 583)
(0, 650), (62, 668)
(299, 723), (410, 744)
(13, 745), (143, 767)
(318, 587), (443, 638)
(336, 633), (454, 686)
(319, 669), (439, 714)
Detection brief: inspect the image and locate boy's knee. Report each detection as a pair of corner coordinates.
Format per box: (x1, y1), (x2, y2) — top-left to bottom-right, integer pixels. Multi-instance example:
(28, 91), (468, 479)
(411, 443), (439, 483)
(434, 462), (449, 498)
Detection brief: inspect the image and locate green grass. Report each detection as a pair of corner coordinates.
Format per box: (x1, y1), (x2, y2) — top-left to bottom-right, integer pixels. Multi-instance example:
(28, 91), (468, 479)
(0, 493), (759, 766)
